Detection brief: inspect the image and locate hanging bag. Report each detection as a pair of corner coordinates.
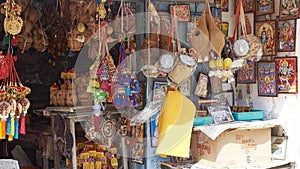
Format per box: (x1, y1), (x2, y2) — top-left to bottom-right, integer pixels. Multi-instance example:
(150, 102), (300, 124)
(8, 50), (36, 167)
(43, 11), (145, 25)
(191, 0), (225, 62)
(231, 0), (262, 64)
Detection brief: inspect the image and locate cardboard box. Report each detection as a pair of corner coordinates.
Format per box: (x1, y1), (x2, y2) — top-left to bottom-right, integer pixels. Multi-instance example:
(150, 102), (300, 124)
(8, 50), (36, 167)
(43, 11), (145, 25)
(191, 128), (271, 168)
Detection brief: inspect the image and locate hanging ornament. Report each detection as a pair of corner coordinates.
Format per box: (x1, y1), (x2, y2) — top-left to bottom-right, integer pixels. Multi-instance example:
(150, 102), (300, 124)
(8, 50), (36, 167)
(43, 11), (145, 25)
(98, 3), (106, 19)
(18, 98), (30, 135)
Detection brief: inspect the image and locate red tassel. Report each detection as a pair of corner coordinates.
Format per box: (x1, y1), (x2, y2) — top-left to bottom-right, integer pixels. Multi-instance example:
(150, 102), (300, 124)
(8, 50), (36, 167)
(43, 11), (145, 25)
(94, 115), (100, 132)
(11, 35), (18, 46)
(19, 116), (26, 135)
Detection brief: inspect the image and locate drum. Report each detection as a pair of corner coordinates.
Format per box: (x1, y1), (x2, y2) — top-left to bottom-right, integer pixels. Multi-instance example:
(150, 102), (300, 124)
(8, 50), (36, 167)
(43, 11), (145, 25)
(233, 34), (262, 61)
(168, 54), (197, 85)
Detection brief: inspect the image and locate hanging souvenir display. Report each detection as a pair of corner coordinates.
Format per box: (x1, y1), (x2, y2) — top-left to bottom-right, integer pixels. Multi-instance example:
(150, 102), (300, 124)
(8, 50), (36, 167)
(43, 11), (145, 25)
(0, 48), (31, 141)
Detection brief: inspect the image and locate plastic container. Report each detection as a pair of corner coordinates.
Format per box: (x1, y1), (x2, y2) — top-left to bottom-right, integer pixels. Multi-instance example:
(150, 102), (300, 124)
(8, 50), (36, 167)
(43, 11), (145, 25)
(232, 110), (265, 121)
(193, 116), (214, 126)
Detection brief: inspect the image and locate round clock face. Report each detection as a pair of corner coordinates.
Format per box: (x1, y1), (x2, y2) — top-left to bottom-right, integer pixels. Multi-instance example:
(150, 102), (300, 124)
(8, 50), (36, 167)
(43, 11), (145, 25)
(160, 53), (175, 70)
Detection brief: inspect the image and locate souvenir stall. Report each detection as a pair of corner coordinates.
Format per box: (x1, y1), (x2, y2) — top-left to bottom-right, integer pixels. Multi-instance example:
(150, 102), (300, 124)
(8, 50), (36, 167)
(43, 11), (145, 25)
(0, 0), (299, 169)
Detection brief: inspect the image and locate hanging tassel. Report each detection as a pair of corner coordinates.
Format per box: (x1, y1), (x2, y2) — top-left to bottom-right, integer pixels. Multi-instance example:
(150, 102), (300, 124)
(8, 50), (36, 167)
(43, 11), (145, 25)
(9, 117), (15, 141)
(94, 115), (100, 132)
(14, 118), (19, 139)
(6, 117), (11, 136)
(3, 35), (9, 45)
(0, 121), (2, 139)
(0, 120), (7, 139)
(11, 35), (18, 46)
(20, 115), (26, 135)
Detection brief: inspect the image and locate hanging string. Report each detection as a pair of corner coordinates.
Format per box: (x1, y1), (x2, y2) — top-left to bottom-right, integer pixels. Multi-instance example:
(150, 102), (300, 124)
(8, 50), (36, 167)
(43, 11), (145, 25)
(229, 0), (242, 41)
(239, 0), (247, 37)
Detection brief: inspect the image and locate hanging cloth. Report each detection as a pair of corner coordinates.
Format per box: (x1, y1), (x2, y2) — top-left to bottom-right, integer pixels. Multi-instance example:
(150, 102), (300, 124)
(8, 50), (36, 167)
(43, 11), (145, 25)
(156, 88), (196, 158)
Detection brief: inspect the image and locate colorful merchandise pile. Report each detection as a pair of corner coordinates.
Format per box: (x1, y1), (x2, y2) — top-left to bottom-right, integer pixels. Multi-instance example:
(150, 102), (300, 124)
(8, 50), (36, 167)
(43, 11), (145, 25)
(75, 141), (120, 169)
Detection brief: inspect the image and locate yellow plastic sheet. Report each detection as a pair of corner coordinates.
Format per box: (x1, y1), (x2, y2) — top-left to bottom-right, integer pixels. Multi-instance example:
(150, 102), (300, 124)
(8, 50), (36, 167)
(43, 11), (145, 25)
(156, 89), (196, 158)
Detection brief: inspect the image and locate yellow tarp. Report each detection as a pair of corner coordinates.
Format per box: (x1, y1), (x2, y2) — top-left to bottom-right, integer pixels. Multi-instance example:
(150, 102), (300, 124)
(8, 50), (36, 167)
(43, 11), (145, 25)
(156, 89), (196, 158)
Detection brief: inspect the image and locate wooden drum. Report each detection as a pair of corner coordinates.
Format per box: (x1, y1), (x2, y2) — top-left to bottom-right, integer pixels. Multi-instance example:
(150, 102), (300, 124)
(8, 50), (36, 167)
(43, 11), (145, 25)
(168, 54), (197, 85)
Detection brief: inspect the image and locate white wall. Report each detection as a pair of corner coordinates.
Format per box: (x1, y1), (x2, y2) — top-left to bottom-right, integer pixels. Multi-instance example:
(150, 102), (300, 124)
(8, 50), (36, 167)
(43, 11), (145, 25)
(222, 0), (300, 167)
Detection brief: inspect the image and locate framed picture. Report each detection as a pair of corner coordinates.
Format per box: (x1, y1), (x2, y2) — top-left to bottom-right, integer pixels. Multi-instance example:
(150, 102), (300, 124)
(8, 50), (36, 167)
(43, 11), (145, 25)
(215, 0), (222, 8)
(243, 0), (256, 13)
(279, 0), (299, 20)
(235, 0), (256, 13)
(213, 90), (235, 106)
(271, 136), (288, 160)
(255, 20), (277, 56)
(207, 105), (234, 124)
(211, 7), (222, 29)
(150, 112), (159, 147)
(274, 56), (298, 94)
(210, 75), (223, 95)
(221, 22), (229, 37)
(179, 79), (191, 97)
(187, 14), (200, 42)
(131, 142), (144, 164)
(257, 61), (278, 97)
(152, 81), (168, 102)
(238, 13), (254, 38)
(160, 13), (172, 38)
(214, 0), (229, 12)
(222, 0), (229, 12)
(277, 19), (296, 52)
(194, 73), (209, 98)
(237, 59), (257, 84)
(255, 0), (274, 16)
(169, 5), (191, 22)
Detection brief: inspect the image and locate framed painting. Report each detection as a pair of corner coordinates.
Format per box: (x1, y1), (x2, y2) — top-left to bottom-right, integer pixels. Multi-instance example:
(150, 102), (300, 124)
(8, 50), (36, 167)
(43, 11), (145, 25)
(222, 0), (229, 12)
(210, 75), (223, 95)
(271, 136), (288, 160)
(221, 22), (229, 37)
(277, 19), (296, 52)
(255, 0), (274, 16)
(169, 4), (191, 22)
(238, 12), (254, 38)
(150, 112), (159, 147)
(214, 0), (229, 12)
(211, 7), (222, 29)
(187, 14), (200, 42)
(257, 61), (278, 97)
(213, 90), (235, 106)
(255, 20), (277, 56)
(207, 105), (234, 124)
(152, 81), (168, 102)
(194, 73), (209, 98)
(279, 0), (299, 20)
(243, 0), (256, 13)
(237, 59), (257, 84)
(235, 0), (256, 13)
(215, 0), (222, 8)
(274, 56), (298, 94)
